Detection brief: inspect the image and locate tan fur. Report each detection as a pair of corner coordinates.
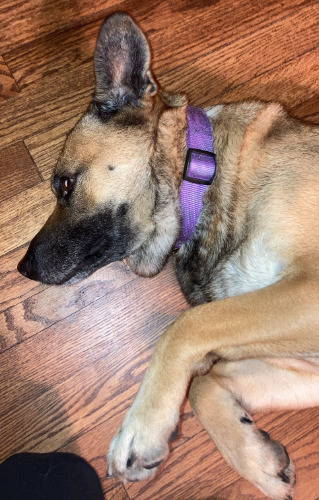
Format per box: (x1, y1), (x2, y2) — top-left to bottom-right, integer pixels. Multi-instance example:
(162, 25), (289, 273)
(107, 100), (319, 500)
(18, 13), (319, 499)
(48, 97), (319, 500)
(50, 90), (319, 500)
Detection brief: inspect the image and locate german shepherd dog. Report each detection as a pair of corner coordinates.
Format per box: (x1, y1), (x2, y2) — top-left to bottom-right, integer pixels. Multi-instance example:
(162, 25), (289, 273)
(18, 12), (319, 500)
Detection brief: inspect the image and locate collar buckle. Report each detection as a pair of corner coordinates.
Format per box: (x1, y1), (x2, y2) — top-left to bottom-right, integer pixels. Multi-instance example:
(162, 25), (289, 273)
(183, 147), (216, 186)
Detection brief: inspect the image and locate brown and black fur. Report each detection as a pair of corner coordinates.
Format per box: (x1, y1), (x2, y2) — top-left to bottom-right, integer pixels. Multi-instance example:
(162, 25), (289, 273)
(18, 12), (319, 500)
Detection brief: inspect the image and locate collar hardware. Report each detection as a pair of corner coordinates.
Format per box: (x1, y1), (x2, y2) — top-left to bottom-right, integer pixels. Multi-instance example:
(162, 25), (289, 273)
(183, 147), (216, 186)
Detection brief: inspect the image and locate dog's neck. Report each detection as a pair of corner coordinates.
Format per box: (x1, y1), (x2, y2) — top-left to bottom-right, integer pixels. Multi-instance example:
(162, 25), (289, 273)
(175, 106), (216, 248)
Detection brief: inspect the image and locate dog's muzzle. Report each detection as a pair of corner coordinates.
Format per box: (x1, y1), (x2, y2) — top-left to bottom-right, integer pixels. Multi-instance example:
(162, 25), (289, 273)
(17, 203), (136, 285)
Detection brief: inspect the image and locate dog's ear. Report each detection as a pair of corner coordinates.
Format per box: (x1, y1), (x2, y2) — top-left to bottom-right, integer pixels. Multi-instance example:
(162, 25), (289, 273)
(92, 12), (157, 119)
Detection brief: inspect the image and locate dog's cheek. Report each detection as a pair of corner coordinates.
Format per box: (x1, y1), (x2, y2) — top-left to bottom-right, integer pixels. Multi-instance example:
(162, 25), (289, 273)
(64, 203), (138, 276)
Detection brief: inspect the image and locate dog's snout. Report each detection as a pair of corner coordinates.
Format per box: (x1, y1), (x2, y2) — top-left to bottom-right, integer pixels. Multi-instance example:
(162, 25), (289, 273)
(17, 251), (39, 281)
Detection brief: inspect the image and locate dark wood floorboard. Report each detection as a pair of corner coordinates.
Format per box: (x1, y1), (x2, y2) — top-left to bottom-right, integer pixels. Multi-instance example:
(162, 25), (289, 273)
(1, 1), (319, 499)
(0, 55), (19, 100)
(0, 142), (41, 201)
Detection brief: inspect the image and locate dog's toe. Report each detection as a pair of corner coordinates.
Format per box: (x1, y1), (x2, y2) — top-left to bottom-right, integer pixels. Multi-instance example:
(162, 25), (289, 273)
(253, 432), (296, 500)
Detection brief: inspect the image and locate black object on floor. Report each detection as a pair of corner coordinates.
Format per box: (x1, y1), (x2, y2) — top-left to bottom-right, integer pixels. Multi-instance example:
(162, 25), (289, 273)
(0, 452), (104, 500)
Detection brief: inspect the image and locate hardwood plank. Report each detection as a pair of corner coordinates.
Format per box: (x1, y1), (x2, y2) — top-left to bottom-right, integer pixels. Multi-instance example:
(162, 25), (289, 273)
(0, 55), (19, 100)
(0, 262), (189, 458)
(0, 354), (141, 459)
(0, 0), (312, 149)
(5, 0), (310, 88)
(0, 260), (138, 352)
(209, 47), (319, 121)
(0, 180), (55, 255)
(0, 247), (47, 313)
(0, 142), (41, 202)
(160, 3), (319, 108)
(25, 114), (81, 179)
(0, 71), (91, 150)
(0, 0), (125, 52)
(0, 260), (187, 402)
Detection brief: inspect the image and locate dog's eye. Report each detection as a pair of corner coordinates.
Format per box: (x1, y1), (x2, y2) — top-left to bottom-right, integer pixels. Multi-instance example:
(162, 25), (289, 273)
(61, 176), (75, 197)
(52, 174), (77, 203)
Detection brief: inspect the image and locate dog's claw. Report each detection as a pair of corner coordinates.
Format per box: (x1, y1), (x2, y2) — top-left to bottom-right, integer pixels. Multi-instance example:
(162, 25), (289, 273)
(168, 426), (179, 443)
(144, 459), (163, 470)
(126, 454), (136, 468)
(278, 471), (291, 484)
(259, 429), (271, 441)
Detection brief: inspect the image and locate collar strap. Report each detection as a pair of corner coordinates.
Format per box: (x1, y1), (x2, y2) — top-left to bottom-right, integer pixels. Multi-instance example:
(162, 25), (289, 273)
(175, 105), (216, 249)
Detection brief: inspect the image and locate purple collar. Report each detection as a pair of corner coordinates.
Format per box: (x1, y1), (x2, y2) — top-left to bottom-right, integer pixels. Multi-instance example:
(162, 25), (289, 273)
(175, 106), (216, 249)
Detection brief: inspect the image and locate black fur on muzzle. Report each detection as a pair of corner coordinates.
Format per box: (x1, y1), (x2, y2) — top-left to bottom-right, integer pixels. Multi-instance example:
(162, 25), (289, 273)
(17, 203), (136, 285)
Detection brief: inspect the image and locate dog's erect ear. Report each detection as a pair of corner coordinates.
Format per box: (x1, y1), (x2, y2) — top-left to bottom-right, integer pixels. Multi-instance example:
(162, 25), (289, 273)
(92, 12), (157, 119)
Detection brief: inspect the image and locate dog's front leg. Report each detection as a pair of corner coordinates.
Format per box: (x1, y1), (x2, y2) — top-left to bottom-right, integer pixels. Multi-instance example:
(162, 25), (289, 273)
(107, 276), (319, 483)
(107, 332), (191, 481)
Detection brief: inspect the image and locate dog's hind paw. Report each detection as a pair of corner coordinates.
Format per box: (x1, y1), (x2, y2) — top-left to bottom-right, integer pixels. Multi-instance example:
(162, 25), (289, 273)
(243, 430), (296, 500)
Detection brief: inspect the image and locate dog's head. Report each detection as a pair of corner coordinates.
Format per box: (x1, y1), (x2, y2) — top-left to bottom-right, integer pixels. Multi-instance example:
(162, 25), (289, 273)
(18, 13), (186, 284)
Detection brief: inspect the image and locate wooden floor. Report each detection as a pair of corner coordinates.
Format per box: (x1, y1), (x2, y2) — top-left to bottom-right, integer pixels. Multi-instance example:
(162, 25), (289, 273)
(1, 0), (319, 498)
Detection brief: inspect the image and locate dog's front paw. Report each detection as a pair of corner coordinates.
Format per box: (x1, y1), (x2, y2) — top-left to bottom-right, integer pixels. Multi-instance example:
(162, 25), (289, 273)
(107, 409), (177, 482)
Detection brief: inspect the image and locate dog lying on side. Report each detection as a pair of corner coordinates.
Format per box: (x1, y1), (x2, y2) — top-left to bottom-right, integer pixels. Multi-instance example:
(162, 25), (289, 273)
(18, 12), (319, 500)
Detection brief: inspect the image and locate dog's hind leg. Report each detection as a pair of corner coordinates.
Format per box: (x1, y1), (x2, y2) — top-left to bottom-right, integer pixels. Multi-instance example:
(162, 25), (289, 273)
(189, 356), (319, 500)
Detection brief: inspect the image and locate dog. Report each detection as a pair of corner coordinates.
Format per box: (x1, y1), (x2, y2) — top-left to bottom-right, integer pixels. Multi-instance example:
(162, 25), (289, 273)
(17, 12), (319, 500)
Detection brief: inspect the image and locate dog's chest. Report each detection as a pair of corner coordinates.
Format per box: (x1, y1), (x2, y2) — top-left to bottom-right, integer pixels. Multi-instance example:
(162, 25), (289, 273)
(175, 233), (286, 305)
(208, 235), (286, 299)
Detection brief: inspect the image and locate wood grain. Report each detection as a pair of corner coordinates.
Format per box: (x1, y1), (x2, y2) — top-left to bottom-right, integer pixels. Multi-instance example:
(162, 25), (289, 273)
(0, 262), (188, 461)
(25, 114), (81, 179)
(0, 55), (19, 100)
(213, 47), (319, 119)
(0, 180), (55, 255)
(4, 0), (311, 88)
(160, 3), (319, 108)
(0, 142), (41, 202)
(0, 260), (138, 352)
(1, 0), (319, 499)
(0, 0), (124, 52)
(0, 0), (313, 150)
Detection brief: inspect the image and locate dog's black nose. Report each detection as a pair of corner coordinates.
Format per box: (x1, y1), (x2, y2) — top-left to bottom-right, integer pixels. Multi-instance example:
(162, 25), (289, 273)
(17, 252), (39, 281)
